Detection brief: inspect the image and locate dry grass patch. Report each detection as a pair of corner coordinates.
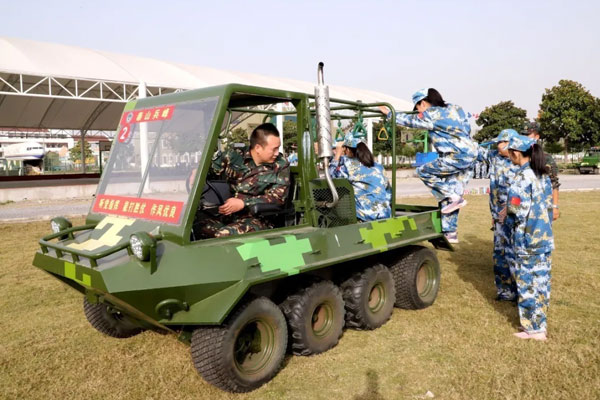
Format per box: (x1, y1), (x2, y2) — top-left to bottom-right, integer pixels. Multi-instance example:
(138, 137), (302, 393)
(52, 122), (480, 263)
(1, 193), (599, 399)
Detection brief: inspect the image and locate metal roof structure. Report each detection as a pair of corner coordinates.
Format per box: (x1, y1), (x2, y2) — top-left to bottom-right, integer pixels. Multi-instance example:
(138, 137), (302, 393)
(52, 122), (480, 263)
(0, 36), (411, 131)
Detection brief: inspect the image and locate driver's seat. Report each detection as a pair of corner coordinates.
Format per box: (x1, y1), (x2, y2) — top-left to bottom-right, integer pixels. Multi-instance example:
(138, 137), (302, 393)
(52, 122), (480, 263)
(248, 169), (297, 228)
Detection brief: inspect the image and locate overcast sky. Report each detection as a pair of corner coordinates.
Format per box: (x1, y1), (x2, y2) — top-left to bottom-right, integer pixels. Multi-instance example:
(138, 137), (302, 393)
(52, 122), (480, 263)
(2, 0), (599, 119)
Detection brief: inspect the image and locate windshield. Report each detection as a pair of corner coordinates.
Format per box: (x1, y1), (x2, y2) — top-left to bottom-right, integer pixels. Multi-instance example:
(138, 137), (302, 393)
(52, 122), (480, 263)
(93, 97), (219, 225)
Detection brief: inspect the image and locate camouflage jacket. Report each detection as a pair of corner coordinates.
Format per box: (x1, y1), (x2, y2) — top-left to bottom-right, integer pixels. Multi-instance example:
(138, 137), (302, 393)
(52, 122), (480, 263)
(477, 146), (519, 219)
(394, 104), (478, 162)
(211, 145), (290, 208)
(329, 156), (391, 221)
(506, 162), (554, 256)
(544, 152), (560, 190)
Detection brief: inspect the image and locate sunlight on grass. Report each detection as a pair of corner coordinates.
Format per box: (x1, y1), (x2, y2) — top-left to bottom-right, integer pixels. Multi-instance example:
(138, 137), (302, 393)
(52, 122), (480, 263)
(1, 193), (599, 399)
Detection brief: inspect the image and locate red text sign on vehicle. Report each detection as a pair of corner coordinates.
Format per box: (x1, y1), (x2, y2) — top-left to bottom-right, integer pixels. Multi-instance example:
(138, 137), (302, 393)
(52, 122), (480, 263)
(120, 105), (175, 126)
(93, 194), (184, 224)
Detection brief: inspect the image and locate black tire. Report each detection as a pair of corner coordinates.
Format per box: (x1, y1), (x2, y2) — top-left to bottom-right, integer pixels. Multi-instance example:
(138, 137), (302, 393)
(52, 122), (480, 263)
(341, 264), (396, 330)
(190, 297), (287, 393)
(83, 297), (143, 338)
(388, 246), (441, 310)
(280, 280), (345, 356)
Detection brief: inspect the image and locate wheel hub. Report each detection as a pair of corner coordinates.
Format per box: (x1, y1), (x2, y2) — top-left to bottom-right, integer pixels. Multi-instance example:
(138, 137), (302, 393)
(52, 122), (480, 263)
(234, 319), (275, 374)
(311, 303), (333, 337)
(368, 283), (385, 313)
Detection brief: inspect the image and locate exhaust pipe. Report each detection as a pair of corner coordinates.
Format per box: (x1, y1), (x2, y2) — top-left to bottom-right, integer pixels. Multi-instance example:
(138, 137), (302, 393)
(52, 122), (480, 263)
(314, 62), (339, 208)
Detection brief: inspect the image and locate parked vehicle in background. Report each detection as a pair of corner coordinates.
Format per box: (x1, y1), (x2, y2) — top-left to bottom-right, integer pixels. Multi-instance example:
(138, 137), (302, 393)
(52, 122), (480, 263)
(578, 147), (600, 174)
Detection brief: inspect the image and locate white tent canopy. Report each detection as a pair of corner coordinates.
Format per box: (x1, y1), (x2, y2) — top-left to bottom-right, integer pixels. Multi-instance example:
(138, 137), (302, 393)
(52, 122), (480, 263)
(0, 36), (411, 130)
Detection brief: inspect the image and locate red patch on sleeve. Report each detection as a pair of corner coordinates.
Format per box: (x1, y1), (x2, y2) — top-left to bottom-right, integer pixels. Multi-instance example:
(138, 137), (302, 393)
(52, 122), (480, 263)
(510, 196), (521, 206)
(418, 112), (424, 119)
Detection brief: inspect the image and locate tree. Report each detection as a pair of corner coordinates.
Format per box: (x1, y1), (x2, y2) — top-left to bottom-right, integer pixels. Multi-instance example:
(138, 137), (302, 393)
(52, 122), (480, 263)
(69, 140), (93, 163)
(475, 101), (528, 142)
(538, 80), (600, 151)
(283, 120), (297, 152)
(228, 127), (249, 145)
(543, 141), (565, 155)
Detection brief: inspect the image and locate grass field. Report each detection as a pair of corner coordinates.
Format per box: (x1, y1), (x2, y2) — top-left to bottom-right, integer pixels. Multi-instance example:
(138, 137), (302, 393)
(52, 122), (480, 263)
(1, 192), (599, 400)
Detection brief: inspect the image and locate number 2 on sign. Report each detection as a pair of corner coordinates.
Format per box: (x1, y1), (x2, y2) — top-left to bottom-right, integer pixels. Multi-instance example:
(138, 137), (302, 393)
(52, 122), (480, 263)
(118, 125), (131, 143)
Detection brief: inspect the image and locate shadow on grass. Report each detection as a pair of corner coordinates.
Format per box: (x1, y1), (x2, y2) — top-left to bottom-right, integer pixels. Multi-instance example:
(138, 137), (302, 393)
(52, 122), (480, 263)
(353, 369), (386, 400)
(449, 233), (519, 329)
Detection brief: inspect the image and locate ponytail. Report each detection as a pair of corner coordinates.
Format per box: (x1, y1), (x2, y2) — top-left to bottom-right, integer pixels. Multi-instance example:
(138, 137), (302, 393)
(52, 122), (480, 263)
(425, 88), (447, 108)
(356, 142), (375, 167)
(345, 143), (375, 167)
(526, 143), (547, 177)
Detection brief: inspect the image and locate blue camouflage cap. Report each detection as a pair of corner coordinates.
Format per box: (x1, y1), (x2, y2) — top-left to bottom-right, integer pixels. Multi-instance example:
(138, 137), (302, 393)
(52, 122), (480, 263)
(343, 132), (366, 148)
(412, 88), (428, 106)
(494, 128), (519, 143)
(480, 129), (519, 146)
(508, 134), (536, 152)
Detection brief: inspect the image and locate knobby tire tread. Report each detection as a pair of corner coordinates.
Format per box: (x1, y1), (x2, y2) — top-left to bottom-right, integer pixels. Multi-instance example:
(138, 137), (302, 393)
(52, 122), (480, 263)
(280, 281), (344, 356)
(341, 264), (395, 330)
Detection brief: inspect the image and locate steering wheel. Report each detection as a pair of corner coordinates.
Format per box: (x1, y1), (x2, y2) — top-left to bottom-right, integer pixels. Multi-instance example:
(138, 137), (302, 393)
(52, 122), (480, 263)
(201, 180), (226, 207)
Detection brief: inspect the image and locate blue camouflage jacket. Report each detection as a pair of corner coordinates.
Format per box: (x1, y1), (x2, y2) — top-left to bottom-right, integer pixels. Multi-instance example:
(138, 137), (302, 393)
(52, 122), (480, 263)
(477, 147), (519, 219)
(329, 156), (392, 221)
(394, 104), (478, 162)
(506, 162), (554, 255)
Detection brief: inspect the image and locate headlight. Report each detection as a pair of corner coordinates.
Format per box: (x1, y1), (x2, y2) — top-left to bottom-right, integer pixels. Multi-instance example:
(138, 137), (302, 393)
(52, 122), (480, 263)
(129, 232), (156, 261)
(50, 217), (72, 234)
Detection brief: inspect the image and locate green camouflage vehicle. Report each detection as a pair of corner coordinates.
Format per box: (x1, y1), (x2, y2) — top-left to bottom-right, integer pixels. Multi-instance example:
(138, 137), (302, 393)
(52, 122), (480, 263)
(578, 147), (600, 174)
(32, 64), (452, 393)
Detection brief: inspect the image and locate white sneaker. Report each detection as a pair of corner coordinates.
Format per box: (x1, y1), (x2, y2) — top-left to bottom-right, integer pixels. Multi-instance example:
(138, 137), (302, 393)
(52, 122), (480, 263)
(441, 198), (468, 214)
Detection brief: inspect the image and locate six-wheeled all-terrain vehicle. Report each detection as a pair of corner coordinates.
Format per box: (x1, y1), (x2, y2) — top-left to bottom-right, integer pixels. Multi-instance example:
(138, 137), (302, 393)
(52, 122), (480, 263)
(33, 64), (452, 393)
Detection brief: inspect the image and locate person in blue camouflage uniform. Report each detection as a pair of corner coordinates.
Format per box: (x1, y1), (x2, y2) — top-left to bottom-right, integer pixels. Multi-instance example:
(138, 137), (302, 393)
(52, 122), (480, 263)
(506, 134), (554, 341)
(385, 88), (478, 243)
(196, 123), (290, 238)
(524, 122), (560, 221)
(477, 129), (520, 301)
(329, 132), (391, 221)
(287, 151), (298, 166)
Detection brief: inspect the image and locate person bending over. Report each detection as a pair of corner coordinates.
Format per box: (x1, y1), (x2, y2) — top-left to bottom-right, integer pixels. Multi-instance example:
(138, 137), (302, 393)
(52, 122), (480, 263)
(329, 132), (391, 221)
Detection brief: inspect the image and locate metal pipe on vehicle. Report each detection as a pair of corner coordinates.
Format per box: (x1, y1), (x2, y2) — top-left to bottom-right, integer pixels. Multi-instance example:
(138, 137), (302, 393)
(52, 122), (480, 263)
(314, 62), (339, 208)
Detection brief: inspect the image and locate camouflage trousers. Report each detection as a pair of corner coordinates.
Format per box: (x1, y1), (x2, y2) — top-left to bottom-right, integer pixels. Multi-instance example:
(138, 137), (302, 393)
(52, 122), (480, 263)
(196, 213), (271, 238)
(417, 156), (475, 201)
(513, 252), (552, 333)
(493, 221), (516, 300)
(419, 156), (474, 233)
(438, 199), (459, 233)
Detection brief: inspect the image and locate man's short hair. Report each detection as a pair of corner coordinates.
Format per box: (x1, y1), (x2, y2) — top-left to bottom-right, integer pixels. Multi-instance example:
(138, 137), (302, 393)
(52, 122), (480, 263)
(250, 123), (280, 149)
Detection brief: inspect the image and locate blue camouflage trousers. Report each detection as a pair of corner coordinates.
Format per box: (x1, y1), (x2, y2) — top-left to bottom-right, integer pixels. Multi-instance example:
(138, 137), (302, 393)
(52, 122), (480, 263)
(419, 156), (474, 233)
(513, 252), (552, 333)
(493, 221), (516, 299)
(438, 198), (459, 232)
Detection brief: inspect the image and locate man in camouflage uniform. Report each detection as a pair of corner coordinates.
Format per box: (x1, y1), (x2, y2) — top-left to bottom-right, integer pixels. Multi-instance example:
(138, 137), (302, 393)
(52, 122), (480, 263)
(524, 122), (560, 221)
(506, 134), (554, 341)
(477, 129), (520, 301)
(197, 123), (290, 238)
